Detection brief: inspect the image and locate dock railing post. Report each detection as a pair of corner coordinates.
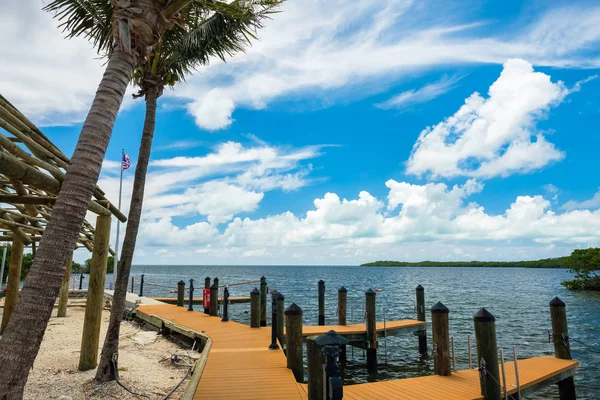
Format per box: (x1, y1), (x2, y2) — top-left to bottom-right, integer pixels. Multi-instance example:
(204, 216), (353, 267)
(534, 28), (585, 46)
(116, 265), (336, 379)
(338, 286), (347, 326)
(177, 280), (185, 307)
(474, 308), (501, 399)
(431, 302), (451, 376)
(318, 280), (326, 326)
(277, 291), (285, 344)
(250, 288), (260, 328)
(209, 280), (218, 316)
(130, 276), (134, 293)
(204, 276), (210, 314)
(513, 345), (521, 399)
(139, 273), (144, 297)
(188, 279), (194, 311)
(315, 330), (348, 400)
(260, 276), (268, 327)
(221, 286), (230, 322)
(550, 297), (576, 400)
(416, 284), (428, 354)
(285, 303), (304, 382)
(307, 336), (325, 400)
(79, 273), (84, 290)
(365, 288), (377, 374)
(269, 292), (280, 350)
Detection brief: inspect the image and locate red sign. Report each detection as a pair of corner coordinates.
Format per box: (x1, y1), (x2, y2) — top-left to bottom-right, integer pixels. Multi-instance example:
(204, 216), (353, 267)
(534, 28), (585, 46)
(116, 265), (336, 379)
(203, 288), (211, 307)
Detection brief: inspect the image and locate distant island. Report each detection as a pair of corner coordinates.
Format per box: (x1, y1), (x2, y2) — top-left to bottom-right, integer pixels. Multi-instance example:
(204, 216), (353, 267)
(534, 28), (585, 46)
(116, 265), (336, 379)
(361, 256), (570, 269)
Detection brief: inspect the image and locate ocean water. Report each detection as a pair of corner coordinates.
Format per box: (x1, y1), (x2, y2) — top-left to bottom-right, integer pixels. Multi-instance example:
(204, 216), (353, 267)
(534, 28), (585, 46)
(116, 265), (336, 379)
(94, 265), (599, 399)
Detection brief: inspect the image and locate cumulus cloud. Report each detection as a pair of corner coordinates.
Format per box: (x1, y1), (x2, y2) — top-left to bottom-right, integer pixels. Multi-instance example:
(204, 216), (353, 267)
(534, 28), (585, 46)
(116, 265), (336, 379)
(407, 59), (567, 179)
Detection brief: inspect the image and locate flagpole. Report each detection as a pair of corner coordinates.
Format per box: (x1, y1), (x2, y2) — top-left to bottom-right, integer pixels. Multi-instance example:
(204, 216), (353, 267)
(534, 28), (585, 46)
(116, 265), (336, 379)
(113, 148), (124, 287)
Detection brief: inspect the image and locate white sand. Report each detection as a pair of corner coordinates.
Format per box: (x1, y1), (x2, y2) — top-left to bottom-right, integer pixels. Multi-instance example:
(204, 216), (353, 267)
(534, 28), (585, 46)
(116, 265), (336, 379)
(23, 307), (193, 400)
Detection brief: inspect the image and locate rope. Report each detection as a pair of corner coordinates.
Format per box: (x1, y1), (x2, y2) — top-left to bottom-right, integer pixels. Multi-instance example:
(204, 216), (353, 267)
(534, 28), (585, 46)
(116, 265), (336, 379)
(144, 282), (175, 289)
(218, 279), (260, 288)
(478, 358), (517, 400)
(570, 337), (600, 354)
(160, 354), (194, 400)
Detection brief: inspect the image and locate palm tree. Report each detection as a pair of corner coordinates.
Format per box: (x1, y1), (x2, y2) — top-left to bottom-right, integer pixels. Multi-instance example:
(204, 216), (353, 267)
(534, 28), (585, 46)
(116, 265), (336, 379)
(94, 3), (280, 382)
(0, 1), (275, 396)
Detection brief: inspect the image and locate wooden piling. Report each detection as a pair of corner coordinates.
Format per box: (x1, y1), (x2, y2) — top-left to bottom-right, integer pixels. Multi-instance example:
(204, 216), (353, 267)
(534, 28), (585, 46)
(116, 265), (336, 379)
(277, 291), (285, 344)
(250, 287), (260, 328)
(307, 336), (325, 400)
(550, 297), (576, 400)
(416, 284), (427, 354)
(209, 281), (218, 316)
(260, 276), (268, 327)
(139, 273), (144, 297)
(0, 236), (23, 333)
(177, 280), (185, 307)
(285, 303), (304, 382)
(338, 286), (347, 326)
(473, 308), (501, 400)
(431, 302), (451, 376)
(365, 288), (377, 374)
(130, 276), (134, 293)
(79, 214), (111, 371)
(204, 276), (210, 314)
(57, 259), (73, 318)
(318, 279), (325, 326)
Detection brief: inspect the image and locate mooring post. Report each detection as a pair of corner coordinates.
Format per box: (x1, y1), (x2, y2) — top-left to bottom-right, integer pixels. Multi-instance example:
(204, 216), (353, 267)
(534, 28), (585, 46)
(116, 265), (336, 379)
(307, 336), (325, 400)
(188, 279), (194, 312)
(365, 288), (377, 374)
(79, 273), (84, 290)
(431, 302), (451, 376)
(338, 286), (347, 325)
(416, 284), (428, 354)
(474, 308), (501, 399)
(130, 276), (134, 293)
(285, 303), (304, 382)
(269, 292), (280, 350)
(204, 276), (210, 314)
(250, 287), (260, 328)
(177, 280), (185, 307)
(57, 259), (73, 318)
(0, 236), (24, 334)
(260, 276), (268, 327)
(222, 287), (230, 322)
(139, 273), (145, 297)
(79, 214), (111, 371)
(550, 297), (576, 400)
(277, 291), (285, 344)
(316, 330), (348, 400)
(318, 280), (326, 326)
(209, 281), (219, 316)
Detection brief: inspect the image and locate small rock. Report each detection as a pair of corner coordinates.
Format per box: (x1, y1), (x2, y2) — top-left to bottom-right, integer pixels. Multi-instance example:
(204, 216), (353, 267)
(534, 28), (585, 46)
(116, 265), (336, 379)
(132, 331), (158, 345)
(58, 396), (72, 400)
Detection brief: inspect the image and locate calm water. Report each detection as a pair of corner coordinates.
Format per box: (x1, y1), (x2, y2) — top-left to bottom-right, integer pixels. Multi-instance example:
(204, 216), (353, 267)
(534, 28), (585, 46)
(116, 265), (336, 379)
(97, 265), (599, 399)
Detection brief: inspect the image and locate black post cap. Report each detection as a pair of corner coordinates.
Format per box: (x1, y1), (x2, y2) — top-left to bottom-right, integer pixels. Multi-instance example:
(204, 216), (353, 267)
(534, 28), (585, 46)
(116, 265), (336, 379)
(431, 301), (449, 313)
(251, 287), (260, 295)
(205, 276), (211, 281)
(277, 291), (285, 300)
(318, 280), (325, 285)
(416, 284), (424, 291)
(210, 283), (218, 290)
(261, 276), (266, 282)
(213, 277), (219, 283)
(365, 288), (376, 296)
(550, 297), (566, 308)
(473, 307), (495, 322)
(178, 280), (185, 285)
(338, 286), (347, 293)
(285, 302), (303, 315)
(315, 330), (349, 346)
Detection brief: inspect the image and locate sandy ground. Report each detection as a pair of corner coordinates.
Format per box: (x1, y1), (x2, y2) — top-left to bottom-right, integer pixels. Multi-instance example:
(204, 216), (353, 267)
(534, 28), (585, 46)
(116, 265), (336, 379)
(19, 305), (194, 400)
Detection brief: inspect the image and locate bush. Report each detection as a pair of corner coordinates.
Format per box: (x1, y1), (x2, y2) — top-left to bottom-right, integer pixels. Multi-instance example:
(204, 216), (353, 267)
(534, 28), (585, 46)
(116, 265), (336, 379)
(561, 248), (600, 291)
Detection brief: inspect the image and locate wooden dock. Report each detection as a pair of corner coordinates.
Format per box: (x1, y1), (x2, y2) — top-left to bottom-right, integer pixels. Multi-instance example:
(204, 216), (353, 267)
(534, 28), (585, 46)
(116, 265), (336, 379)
(135, 303), (577, 400)
(152, 296), (251, 305)
(300, 320), (424, 341)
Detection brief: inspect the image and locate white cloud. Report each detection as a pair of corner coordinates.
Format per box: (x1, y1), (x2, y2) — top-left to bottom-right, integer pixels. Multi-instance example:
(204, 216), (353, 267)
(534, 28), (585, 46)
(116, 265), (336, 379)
(407, 59), (567, 179)
(376, 75), (462, 109)
(561, 188), (600, 211)
(186, 182), (264, 224)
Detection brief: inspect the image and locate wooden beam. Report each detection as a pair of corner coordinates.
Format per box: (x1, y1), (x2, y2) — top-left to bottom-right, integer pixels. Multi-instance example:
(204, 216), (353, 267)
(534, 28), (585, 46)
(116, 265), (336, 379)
(0, 236), (24, 334)
(0, 151), (60, 193)
(0, 193), (111, 217)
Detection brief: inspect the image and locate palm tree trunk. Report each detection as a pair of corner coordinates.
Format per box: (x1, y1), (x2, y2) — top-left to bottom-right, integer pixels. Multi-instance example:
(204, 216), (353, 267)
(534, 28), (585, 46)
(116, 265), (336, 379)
(0, 49), (136, 399)
(95, 86), (159, 382)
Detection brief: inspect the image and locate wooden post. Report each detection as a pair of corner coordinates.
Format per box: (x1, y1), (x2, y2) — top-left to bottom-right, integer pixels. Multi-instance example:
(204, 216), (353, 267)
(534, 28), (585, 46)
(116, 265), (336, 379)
(431, 301), (451, 376)
(79, 273), (84, 290)
(473, 308), (501, 400)
(139, 273), (144, 297)
(285, 303), (304, 382)
(57, 259), (73, 318)
(318, 279), (325, 326)
(188, 279), (195, 311)
(416, 284), (427, 354)
(260, 276), (268, 327)
(250, 287), (260, 328)
(130, 276), (134, 293)
(365, 288), (377, 374)
(338, 286), (347, 326)
(79, 214), (111, 371)
(209, 281), (218, 316)
(307, 336), (325, 400)
(550, 297), (576, 400)
(204, 276), (210, 314)
(277, 291), (285, 344)
(0, 236), (24, 334)
(222, 287), (230, 322)
(177, 280), (185, 307)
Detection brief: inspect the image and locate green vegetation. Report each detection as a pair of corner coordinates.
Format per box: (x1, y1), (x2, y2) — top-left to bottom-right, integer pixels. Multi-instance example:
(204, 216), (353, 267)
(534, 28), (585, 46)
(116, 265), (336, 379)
(561, 248), (600, 291)
(361, 256), (570, 268)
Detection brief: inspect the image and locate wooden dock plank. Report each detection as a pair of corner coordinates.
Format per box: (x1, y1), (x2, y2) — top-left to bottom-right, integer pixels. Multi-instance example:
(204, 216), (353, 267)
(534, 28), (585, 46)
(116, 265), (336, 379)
(295, 319), (425, 339)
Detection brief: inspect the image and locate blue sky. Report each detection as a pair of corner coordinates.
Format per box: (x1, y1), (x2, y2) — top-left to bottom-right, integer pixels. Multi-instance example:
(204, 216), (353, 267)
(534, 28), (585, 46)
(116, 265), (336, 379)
(2, 0), (600, 264)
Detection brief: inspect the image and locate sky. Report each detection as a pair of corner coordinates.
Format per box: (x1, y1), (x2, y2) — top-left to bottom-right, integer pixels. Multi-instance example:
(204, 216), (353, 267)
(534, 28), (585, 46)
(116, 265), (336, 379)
(2, 0), (600, 265)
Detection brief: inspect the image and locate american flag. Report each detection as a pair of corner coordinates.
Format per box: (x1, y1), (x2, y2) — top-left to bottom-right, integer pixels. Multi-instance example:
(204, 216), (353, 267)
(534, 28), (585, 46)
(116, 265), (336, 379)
(122, 153), (130, 170)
